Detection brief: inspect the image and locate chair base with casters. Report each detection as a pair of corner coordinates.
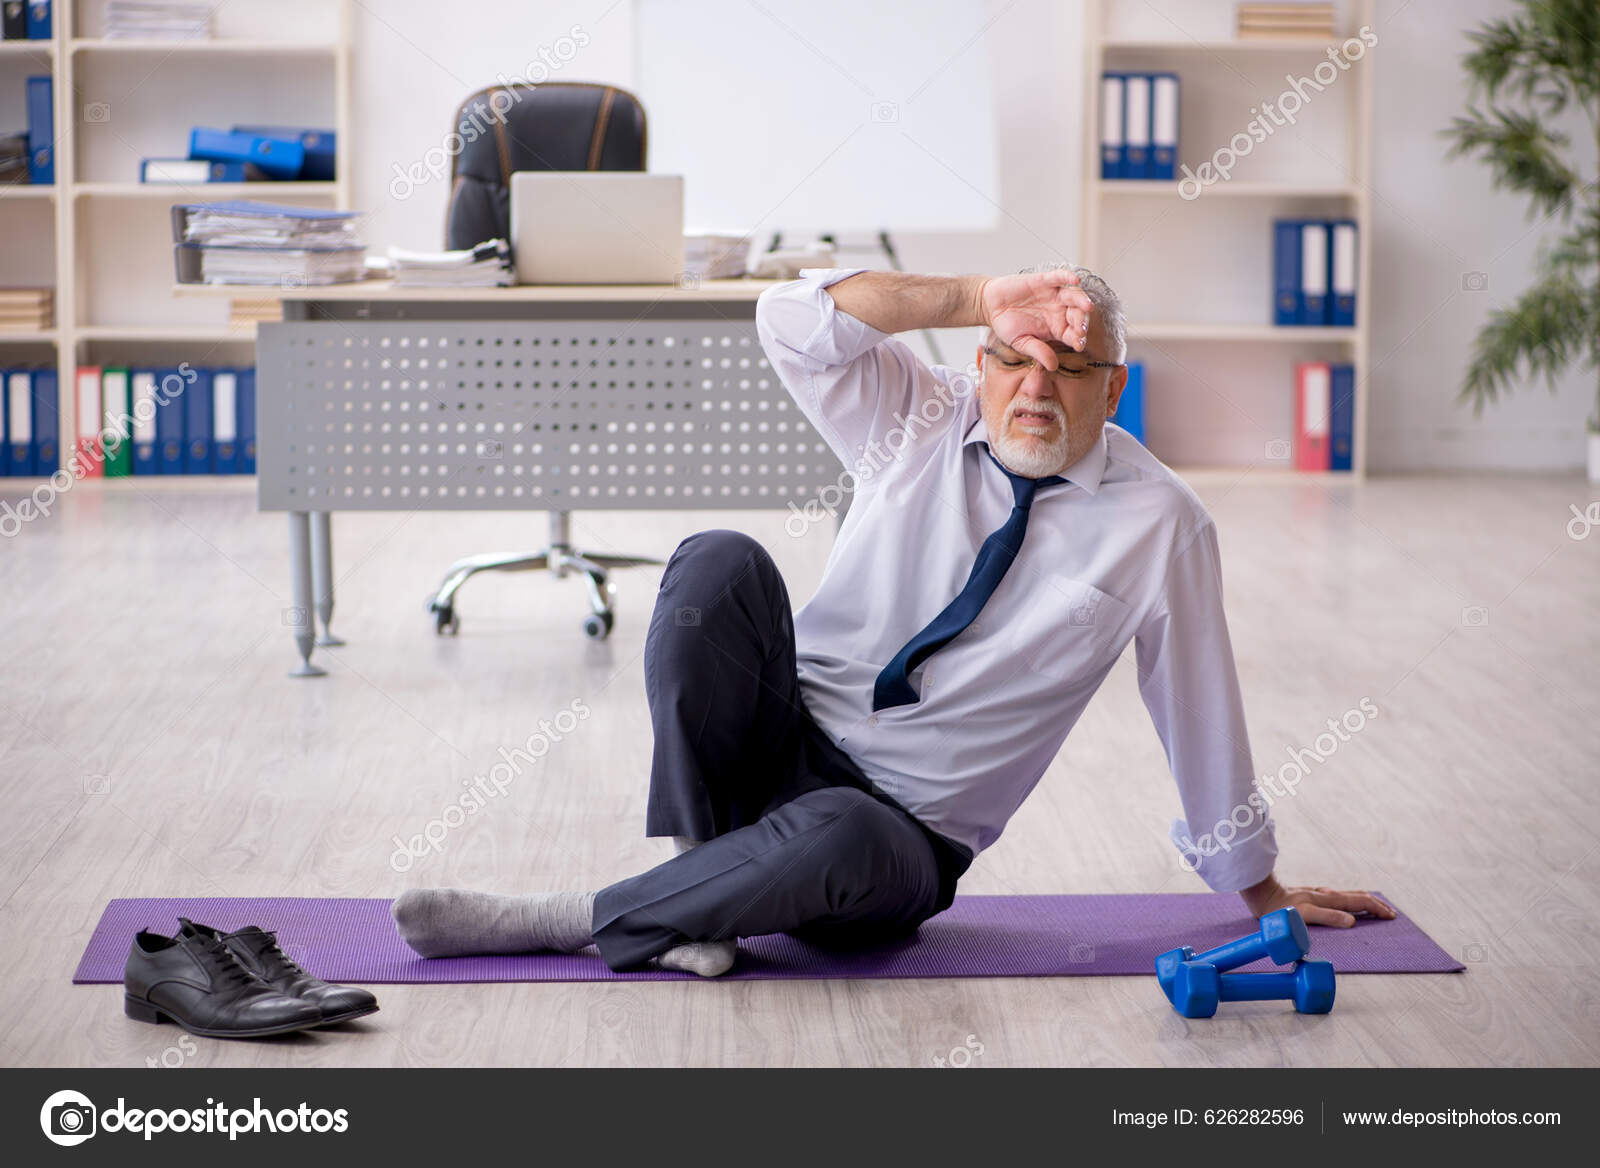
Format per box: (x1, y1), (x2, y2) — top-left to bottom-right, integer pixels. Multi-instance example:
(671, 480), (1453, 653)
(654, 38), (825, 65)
(426, 511), (663, 640)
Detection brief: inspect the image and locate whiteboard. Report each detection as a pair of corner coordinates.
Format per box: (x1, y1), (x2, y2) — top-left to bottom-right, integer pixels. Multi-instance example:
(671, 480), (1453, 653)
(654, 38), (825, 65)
(633, 0), (1001, 234)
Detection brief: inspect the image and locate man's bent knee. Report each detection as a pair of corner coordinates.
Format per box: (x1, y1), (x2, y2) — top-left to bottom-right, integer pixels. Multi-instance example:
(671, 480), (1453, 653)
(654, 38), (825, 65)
(670, 529), (771, 573)
(659, 529), (780, 608)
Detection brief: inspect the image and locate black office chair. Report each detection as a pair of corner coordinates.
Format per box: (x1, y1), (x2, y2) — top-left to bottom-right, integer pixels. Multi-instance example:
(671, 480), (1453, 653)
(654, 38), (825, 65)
(426, 81), (664, 640)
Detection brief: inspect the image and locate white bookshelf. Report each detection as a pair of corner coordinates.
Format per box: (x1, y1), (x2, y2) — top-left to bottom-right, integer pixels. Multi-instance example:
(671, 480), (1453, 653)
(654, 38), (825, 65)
(68, 38), (341, 55)
(1080, 0), (1375, 480)
(0, 0), (352, 476)
(73, 180), (339, 198)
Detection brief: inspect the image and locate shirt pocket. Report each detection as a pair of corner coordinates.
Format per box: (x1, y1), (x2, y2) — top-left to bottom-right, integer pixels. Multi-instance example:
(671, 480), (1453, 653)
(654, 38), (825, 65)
(1018, 574), (1135, 682)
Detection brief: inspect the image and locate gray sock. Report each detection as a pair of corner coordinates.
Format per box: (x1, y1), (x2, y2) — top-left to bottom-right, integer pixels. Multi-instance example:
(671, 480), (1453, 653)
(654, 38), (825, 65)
(392, 889), (595, 958)
(658, 837), (738, 976)
(658, 941), (737, 977)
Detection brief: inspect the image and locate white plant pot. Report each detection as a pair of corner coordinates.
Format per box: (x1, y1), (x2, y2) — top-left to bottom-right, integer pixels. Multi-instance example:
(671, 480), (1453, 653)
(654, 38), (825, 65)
(1590, 432), (1600, 484)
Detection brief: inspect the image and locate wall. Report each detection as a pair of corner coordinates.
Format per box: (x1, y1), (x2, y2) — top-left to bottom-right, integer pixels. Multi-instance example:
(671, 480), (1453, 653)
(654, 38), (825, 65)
(1363, 0), (1596, 472)
(89, 0), (1591, 472)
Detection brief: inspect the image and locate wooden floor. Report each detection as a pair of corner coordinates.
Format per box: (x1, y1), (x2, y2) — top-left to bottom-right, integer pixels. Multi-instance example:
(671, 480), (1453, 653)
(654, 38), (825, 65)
(1, 471), (1597, 1068)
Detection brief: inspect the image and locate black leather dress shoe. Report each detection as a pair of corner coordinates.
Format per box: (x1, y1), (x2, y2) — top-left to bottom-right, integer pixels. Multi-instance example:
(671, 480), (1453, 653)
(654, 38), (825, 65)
(191, 921), (380, 1026)
(124, 924), (324, 1038)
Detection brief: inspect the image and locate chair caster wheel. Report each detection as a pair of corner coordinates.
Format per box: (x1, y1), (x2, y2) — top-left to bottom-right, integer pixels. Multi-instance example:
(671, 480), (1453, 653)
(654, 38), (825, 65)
(430, 602), (460, 635)
(582, 612), (614, 640)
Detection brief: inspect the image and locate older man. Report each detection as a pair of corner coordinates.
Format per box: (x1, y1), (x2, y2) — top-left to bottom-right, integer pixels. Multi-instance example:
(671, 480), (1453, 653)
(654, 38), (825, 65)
(393, 266), (1393, 975)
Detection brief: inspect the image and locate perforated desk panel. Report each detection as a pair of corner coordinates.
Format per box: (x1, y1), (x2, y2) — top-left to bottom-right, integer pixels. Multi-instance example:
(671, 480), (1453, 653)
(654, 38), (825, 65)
(254, 320), (847, 512)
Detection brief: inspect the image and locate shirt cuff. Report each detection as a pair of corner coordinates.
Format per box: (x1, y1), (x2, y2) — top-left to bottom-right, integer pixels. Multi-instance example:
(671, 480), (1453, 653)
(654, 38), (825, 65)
(782, 267), (892, 368)
(1169, 816), (1279, 893)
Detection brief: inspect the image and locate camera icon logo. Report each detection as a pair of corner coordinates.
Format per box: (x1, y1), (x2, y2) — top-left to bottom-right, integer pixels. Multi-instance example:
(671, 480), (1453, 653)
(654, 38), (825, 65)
(675, 606), (701, 627)
(84, 102), (111, 124)
(869, 100), (900, 123)
(476, 439), (503, 460)
(1462, 943), (1489, 963)
(282, 606), (309, 628)
(675, 271), (701, 291)
(1461, 271), (1489, 292)
(40, 1089), (97, 1147)
(1264, 438), (1291, 461)
(83, 774), (110, 796)
(1069, 604), (1096, 627)
(1461, 605), (1489, 627)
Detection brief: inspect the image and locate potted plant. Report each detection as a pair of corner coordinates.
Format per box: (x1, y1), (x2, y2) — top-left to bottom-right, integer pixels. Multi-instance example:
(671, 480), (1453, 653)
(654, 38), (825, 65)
(1442, 0), (1599, 480)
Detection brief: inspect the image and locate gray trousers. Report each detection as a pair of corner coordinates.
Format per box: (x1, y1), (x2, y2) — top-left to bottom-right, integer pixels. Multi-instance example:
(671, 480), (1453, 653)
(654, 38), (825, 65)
(591, 530), (971, 970)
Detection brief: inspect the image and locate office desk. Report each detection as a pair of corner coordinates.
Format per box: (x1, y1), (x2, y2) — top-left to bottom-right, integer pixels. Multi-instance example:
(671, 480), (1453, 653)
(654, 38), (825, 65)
(198, 280), (848, 675)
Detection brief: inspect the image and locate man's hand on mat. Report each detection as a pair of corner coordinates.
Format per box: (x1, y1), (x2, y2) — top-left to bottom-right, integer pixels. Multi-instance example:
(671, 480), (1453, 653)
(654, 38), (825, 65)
(977, 269), (1096, 365)
(1239, 875), (1396, 927)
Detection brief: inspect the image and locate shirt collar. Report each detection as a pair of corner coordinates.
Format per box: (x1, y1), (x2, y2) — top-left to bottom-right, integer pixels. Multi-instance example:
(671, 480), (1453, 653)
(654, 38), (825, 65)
(961, 413), (1107, 497)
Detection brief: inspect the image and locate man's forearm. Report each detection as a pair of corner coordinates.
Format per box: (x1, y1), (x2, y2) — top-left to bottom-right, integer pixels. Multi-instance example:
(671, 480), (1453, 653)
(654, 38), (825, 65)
(824, 271), (988, 335)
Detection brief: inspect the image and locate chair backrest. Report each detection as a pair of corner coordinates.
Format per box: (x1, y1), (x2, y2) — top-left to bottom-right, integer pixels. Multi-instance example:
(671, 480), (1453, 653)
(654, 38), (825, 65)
(445, 81), (648, 251)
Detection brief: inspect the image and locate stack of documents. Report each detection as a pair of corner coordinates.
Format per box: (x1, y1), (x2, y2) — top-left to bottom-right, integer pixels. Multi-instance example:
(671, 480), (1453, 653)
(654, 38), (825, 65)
(385, 239), (513, 288)
(177, 202), (361, 248)
(1236, 3), (1337, 39)
(228, 298), (282, 329)
(105, 2), (214, 40)
(195, 249), (366, 287)
(0, 287), (54, 331)
(684, 233), (749, 280)
(172, 201), (366, 286)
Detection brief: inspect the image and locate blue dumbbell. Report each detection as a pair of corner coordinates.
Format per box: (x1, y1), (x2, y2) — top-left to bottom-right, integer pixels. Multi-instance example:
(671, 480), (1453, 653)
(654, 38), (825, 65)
(1155, 907), (1311, 1003)
(1170, 957), (1336, 1018)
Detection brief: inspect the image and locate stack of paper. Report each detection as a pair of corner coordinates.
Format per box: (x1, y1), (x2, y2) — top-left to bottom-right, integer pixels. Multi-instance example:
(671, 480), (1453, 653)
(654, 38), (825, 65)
(197, 250), (365, 286)
(229, 298), (283, 329)
(105, 2), (214, 40)
(179, 202), (362, 248)
(1236, 3), (1337, 39)
(173, 201), (367, 286)
(0, 287), (54, 331)
(385, 239), (513, 288)
(684, 233), (749, 280)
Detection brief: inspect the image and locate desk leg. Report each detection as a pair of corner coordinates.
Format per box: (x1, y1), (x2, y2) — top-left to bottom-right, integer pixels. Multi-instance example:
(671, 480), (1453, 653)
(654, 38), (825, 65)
(288, 511), (327, 678)
(310, 511), (345, 647)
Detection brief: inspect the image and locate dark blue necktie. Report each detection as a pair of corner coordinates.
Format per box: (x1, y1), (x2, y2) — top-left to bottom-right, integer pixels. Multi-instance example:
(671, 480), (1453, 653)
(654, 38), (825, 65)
(872, 449), (1065, 711)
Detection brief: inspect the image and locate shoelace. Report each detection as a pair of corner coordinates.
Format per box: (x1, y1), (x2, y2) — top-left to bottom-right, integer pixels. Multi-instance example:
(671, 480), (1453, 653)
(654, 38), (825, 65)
(229, 929), (307, 979)
(191, 934), (266, 993)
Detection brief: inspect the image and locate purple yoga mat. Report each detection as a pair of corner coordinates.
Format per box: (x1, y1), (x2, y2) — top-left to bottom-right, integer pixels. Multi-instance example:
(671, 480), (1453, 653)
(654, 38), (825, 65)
(73, 893), (1461, 985)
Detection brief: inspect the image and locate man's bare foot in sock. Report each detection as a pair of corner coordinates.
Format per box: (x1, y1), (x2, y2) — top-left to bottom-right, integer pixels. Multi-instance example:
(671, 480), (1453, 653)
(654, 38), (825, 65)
(392, 889), (595, 957)
(392, 887), (737, 977)
(658, 837), (738, 976)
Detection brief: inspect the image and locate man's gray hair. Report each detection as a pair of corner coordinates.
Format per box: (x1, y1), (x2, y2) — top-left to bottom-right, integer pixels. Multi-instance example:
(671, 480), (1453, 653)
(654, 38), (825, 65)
(985, 263), (1126, 365)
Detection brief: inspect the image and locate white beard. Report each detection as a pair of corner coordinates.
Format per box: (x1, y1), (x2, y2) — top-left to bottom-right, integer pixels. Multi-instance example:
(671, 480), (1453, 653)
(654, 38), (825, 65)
(989, 405), (1077, 478)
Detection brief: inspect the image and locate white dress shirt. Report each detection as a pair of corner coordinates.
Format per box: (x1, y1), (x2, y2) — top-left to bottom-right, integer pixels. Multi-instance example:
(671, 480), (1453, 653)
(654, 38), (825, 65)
(755, 268), (1277, 893)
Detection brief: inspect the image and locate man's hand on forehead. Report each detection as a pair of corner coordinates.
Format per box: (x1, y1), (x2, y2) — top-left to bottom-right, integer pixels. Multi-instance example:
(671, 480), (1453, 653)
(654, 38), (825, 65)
(979, 269), (1095, 369)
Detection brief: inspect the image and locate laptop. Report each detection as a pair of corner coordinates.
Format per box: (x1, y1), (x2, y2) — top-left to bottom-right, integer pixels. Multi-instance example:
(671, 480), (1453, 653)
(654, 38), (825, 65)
(510, 172), (684, 285)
